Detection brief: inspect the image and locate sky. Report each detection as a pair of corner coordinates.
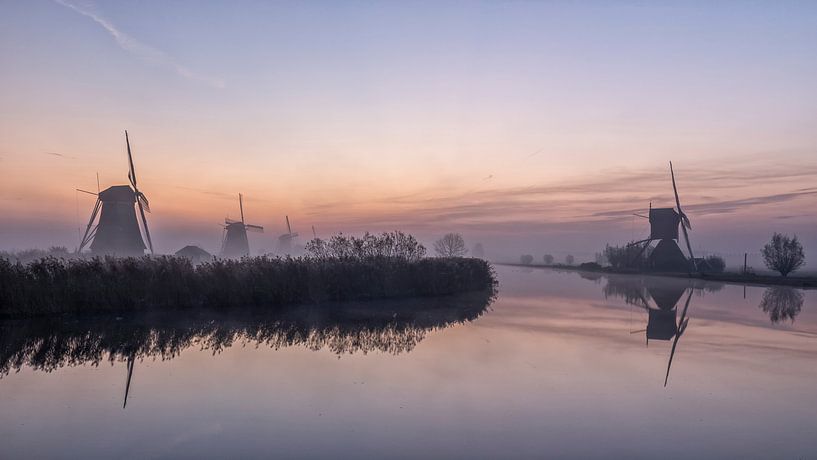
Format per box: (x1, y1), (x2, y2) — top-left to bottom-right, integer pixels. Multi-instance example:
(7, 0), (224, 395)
(1, 1), (816, 265)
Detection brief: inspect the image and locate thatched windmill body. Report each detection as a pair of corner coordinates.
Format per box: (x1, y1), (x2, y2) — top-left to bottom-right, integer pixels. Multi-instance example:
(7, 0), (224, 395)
(78, 131), (153, 256)
(630, 162), (696, 272)
(221, 193), (263, 258)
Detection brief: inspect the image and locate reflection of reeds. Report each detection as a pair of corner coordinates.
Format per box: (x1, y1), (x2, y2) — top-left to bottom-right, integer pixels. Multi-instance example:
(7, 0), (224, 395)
(0, 290), (495, 375)
(0, 256), (497, 318)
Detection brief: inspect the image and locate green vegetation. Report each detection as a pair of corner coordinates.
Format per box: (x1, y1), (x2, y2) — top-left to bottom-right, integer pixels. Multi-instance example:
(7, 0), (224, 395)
(0, 251), (497, 319)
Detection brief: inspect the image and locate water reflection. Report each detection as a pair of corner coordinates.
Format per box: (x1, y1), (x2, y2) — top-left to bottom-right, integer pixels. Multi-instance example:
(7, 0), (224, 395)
(759, 287), (805, 323)
(603, 275), (699, 386)
(0, 290), (494, 407)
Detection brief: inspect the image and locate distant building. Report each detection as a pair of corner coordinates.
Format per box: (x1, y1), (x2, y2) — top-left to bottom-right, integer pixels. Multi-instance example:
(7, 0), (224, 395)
(175, 245), (212, 265)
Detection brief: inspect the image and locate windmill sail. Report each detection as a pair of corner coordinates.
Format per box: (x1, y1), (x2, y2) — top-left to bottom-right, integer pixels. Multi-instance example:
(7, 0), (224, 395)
(670, 162), (696, 271)
(664, 289), (693, 387)
(127, 131), (153, 254)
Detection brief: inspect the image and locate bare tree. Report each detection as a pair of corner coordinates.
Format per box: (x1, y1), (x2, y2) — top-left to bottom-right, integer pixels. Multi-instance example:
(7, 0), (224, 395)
(520, 254), (533, 265)
(761, 233), (805, 277)
(565, 254), (575, 265)
(543, 254), (554, 265)
(434, 233), (467, 257)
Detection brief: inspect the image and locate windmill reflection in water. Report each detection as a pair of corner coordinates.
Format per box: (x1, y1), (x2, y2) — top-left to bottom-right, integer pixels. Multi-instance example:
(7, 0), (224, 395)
(605, 276), (695, 387)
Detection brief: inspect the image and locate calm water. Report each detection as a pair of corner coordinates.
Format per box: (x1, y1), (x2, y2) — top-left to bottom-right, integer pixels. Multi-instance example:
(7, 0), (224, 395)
(2, 266), (816, 459)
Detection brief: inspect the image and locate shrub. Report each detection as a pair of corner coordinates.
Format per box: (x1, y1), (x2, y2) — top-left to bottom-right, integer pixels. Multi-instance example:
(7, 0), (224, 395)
(604, 243), (650, 269)
(304, 231), (426, 262)
(704, 255), (726, 273)
(520, 254), (534, 265)
(579, 262), (602, 271)
(761, 233), (805, 277)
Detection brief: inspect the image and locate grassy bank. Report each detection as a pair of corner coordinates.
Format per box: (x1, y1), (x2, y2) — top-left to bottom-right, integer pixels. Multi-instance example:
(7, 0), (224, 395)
(0, 256), (497, 319)
(499, 262), (817, 289)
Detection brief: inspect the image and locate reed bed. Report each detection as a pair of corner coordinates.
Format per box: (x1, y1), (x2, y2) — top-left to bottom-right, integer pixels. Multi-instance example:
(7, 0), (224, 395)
(0, 255), (497, 318)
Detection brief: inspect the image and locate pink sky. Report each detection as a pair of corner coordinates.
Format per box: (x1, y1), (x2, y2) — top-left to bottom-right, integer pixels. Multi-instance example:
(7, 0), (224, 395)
(1, 2), (815, 265)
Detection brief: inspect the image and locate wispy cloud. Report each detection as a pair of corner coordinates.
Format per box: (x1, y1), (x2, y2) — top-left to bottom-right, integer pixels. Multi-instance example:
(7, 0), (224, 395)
(54, 0), (224, 88)
(43, 151), (75, 159)
(303, 161), (817, 234)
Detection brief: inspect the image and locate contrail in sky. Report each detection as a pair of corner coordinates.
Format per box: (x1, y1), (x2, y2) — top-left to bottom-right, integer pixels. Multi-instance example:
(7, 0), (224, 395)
(54, 0), (225, 88)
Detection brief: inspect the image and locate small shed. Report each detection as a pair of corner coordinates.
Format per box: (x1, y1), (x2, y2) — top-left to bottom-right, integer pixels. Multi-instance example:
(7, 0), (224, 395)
(175, 245), (212, 265)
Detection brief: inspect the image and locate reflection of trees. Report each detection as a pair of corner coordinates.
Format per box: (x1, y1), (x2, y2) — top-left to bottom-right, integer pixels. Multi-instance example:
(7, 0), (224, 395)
(602, 276), (647, 307)
(759, 287), (804, 323)
(0, 290), (494, 376)
(601, 275), (723, 308)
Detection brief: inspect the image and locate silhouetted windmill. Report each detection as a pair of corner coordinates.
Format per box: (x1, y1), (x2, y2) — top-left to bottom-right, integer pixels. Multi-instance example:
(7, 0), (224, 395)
(78, 131), (153, 256)
(629, 162), (696, 272)
(277, 216), (299, 253)
(221, 193), (264, 258)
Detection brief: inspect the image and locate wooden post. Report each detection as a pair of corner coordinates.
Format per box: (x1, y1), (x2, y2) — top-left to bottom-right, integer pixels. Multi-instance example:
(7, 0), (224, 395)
(743, 253), (748, 274)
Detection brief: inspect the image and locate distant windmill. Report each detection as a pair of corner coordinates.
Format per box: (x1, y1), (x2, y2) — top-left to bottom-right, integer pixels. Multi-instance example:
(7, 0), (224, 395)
(78, 131), (153, 256)
(221, 193), (264, 258)
(629, 162), (696, 272)
(277, 216), (299, 253)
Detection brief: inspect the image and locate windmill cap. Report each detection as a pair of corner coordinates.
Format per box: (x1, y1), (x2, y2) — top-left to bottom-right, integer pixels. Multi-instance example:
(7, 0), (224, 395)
(99, 185), (136, 202)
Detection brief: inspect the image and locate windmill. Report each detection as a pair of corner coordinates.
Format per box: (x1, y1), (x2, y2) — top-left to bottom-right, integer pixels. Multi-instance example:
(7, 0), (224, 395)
(78, 131), (153, 256)
(277, 216), (299, 254)
(220, 193), (264, 258)
(628, 162), (696, 272)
